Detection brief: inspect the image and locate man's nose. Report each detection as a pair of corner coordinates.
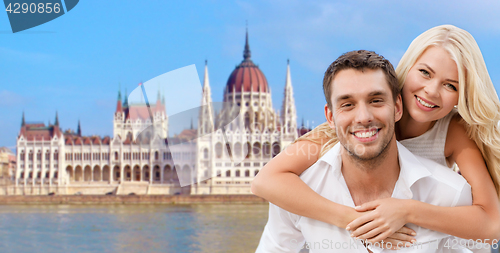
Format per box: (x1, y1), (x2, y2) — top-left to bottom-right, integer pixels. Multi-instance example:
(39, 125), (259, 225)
(354, 103), (373, 124)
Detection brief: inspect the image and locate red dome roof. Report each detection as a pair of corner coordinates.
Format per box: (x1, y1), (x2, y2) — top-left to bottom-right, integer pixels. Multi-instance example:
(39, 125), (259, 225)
(225, 31), (268, 94)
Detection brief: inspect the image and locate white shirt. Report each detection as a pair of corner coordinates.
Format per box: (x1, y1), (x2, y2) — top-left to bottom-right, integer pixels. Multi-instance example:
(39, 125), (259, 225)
(256, 142), (472, 253)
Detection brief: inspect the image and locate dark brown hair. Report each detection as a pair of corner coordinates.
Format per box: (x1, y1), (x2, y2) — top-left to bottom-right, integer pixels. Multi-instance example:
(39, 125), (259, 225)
(323, 50), (399, 109)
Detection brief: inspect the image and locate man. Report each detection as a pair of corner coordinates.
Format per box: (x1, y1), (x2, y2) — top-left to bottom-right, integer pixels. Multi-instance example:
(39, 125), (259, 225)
(255, 50), (472, 253)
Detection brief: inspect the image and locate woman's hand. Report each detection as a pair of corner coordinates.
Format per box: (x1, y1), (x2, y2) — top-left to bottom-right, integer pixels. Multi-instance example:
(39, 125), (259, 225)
(380, 226), (417, 250)
(346, 198), (413, 243)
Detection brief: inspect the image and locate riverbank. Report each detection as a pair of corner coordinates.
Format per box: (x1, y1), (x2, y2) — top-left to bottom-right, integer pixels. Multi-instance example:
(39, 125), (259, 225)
(0, 194), (268, 205)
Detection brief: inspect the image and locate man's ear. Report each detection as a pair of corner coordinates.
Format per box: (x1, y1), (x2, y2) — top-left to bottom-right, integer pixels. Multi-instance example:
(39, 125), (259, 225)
(324, 104), (335, 130)
(394, 94), (403, 122)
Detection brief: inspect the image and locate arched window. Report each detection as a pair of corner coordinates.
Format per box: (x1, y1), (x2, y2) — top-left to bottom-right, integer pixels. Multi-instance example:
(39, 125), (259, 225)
(234, 142), (242, 158)
(20, 150), (25, 160)
(254, 170), (259, 176)
(215, 142), (223, 158)
(253, 142), (261, 156)
(114, 152), (119, 160)
(263, 142), (271, 158)
(235, 170), (240, 177)
(45, 150), (50, 161)
(216, 170), (221, 177)
(226, 170), (231, 177)
(155, 151), (159, 160)
(245, 170), (250, 177)
(203, 148), (209, 159)
(272, 142), (281, 158)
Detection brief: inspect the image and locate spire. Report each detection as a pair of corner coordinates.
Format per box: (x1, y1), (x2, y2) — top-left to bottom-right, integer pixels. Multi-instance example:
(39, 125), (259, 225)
(21, 111), (25, 127)
(199, 60), (214, 135)
(162, 94), (165, 105)
(243, 26), (251, 61)
(157, 86), (161, 103)
(54, 111), (59, 126)
(281, 60), (297, 137)
(116, 85), (123, 113)
(77, 120), (81, 136)
(118, 84), (122, 101)
(123, 88), (129, 108)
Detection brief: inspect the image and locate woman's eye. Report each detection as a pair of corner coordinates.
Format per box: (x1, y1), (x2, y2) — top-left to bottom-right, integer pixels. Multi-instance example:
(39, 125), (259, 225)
(419, 69), (430, 77)
(445, 83), (457, 91)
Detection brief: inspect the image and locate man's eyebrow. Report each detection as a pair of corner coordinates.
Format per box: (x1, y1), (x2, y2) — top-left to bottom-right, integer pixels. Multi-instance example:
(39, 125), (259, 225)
(368, 90), (388, 97)
(335, 94), (352, 101)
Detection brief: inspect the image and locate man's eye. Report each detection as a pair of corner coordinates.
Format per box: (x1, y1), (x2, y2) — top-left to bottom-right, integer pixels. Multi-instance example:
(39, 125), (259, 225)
(341, 103), (352, 108)
(371, 99), (383, 103)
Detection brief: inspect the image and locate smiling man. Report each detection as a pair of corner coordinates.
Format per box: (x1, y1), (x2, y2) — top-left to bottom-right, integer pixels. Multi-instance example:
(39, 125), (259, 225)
(255, 50), (472, 253)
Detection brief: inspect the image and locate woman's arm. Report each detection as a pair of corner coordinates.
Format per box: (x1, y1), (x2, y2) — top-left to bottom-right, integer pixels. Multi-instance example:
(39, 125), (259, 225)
(409, 116), (500, 240)
(251, 140), (361, 227)
(350, 116), (500, 242)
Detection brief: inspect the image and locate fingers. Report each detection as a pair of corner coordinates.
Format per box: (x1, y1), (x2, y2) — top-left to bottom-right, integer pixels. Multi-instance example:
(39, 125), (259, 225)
(364, 229), (393, 243)
(354, 200), (379, 212)
(395, 226), (416, 236)
(346, 213), (375, 231)
(387, 232), (416, 243)
(349, 218), (378, 238)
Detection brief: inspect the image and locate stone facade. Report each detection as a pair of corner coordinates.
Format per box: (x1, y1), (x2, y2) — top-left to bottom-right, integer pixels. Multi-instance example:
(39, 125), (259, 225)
(13, 32), (300, 195)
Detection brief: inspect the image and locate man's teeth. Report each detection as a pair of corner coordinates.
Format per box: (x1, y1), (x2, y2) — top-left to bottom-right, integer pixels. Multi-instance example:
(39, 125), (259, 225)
(354, 130), (377, 138)
(417, 97), (436, 108)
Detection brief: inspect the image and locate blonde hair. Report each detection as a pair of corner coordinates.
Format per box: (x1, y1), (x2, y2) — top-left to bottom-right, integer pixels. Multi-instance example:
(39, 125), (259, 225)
(297, 25), (500, 197)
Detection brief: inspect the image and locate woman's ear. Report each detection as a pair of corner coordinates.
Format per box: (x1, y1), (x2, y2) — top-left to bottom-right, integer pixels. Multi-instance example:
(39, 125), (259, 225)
(324, 104), (336, 130)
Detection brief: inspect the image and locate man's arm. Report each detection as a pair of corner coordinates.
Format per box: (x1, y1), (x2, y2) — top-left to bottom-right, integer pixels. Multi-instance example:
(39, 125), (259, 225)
(256, 203), (305, 253)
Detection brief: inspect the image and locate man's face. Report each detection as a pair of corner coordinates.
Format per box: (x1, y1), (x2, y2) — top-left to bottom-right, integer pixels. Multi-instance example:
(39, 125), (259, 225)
(325, 68), (402, 161)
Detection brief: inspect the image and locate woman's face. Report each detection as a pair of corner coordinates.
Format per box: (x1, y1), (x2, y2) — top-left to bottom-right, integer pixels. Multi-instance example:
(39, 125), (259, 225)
(402, 46), (459, 123)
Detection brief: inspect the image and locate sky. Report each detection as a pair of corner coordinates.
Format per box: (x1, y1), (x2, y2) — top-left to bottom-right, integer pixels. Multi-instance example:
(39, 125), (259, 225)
(1, 0), (500, 150)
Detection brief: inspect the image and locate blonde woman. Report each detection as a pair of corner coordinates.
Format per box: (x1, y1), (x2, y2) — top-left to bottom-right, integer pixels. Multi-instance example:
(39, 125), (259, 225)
(252, 25), (500, 250)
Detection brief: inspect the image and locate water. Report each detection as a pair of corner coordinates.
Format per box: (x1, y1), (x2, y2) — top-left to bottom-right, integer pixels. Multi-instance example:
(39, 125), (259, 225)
(0, 204), (269, 253)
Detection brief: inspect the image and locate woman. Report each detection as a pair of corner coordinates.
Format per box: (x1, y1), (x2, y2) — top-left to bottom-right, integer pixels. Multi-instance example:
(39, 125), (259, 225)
(252, 25), (500, 251)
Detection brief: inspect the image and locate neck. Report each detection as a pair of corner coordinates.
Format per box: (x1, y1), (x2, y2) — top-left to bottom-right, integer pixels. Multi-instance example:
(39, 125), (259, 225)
(396, 108), (436, 141)
(341, 139), (400, 206)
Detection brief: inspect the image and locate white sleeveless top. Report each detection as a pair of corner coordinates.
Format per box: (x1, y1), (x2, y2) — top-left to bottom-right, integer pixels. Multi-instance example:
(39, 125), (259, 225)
(399, 110), (457, 169)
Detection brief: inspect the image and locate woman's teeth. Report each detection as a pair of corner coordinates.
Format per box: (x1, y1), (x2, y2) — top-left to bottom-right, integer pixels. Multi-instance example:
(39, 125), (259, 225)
(417, 97), (437, 108)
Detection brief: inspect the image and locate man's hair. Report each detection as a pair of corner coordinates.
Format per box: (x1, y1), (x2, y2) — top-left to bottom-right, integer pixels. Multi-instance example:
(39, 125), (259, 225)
(323, 50), (399, 109)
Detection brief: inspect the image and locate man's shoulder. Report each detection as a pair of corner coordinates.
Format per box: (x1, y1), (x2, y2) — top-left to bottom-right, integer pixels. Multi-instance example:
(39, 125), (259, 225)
(299, 144), (340, 187)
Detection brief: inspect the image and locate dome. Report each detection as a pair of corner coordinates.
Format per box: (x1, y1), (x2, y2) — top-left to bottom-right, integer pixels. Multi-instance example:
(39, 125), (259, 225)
(225, 32), (269, 94)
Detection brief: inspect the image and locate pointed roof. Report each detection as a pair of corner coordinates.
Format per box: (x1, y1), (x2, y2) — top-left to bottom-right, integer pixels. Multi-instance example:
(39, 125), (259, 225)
(21, 111), (25, 127)
(243, 27), (251, 61)
(54, 111), (59, 126)
(225, 29), (269, 95)
(203, 60), (210, 90)
(123, 88), (129, 108)
(77, 120), (81, 136)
